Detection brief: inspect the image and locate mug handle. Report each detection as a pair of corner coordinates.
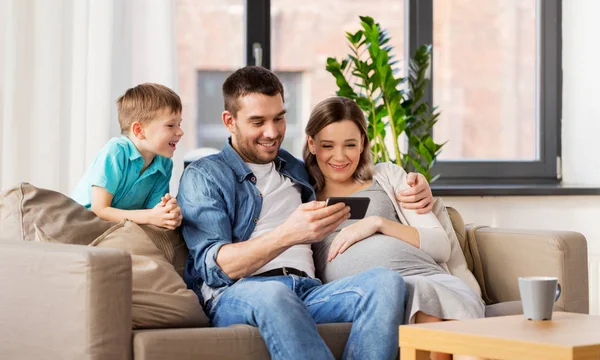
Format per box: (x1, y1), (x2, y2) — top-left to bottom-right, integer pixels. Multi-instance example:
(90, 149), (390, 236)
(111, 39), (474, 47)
(555, 282), (562, 302)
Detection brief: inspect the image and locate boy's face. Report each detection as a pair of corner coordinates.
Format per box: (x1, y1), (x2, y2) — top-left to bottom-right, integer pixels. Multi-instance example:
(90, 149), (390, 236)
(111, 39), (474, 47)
(223, 93), (286, 164)
(138, 108), (184, 159)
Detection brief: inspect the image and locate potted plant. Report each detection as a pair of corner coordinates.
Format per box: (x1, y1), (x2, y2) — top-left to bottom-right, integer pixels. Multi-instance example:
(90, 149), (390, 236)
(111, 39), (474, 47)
(325, 16), (444, 182)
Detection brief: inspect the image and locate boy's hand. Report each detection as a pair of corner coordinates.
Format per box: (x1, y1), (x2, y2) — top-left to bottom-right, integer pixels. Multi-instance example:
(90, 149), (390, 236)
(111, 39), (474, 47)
(159, 193), (183, 228)
(169, 201), (183, 227)
(151, 199), (180, 230)
(160, 193), (172, 206)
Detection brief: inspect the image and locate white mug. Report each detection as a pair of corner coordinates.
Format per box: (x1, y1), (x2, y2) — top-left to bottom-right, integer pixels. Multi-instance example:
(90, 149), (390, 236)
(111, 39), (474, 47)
(518, 276), (561, 321)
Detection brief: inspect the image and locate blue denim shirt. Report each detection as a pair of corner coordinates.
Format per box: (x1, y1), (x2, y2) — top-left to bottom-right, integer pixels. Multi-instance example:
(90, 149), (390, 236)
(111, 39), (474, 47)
(177, 140), (316, 300)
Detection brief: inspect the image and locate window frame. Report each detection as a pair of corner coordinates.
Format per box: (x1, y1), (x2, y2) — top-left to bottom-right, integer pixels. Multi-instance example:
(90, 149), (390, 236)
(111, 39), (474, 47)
(246, 0), (271, 68)
(408, 0), (562, 185)
(247, 0), (561, 186)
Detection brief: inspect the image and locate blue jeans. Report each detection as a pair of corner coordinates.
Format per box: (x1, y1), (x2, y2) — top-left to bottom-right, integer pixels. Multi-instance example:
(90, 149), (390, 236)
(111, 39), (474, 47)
(206, 267), (407, 360)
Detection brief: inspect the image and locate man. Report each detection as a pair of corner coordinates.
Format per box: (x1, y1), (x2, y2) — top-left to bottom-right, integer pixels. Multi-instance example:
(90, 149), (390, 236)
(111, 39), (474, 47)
(177, 66), (433, 360)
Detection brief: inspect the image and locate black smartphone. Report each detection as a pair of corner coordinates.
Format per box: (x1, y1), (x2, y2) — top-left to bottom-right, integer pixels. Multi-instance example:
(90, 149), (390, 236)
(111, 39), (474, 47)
(325, 197), (371, 219)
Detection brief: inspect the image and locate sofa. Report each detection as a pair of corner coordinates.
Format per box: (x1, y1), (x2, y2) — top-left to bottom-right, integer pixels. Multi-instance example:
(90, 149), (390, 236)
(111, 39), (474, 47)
(0, 188), (590, 360)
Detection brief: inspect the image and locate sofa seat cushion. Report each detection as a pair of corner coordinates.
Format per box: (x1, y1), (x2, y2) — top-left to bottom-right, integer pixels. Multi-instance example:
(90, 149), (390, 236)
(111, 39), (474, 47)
(133, 323), (352, 360)
(484, 301), (523, 317)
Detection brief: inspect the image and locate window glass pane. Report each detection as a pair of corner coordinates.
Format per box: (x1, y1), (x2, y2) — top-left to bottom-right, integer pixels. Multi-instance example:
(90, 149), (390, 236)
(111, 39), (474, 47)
(271, 0), (405, 156)
(176, 0), (245, 151)
(433, 0), (537, 161)
(195, 70), (303, 153)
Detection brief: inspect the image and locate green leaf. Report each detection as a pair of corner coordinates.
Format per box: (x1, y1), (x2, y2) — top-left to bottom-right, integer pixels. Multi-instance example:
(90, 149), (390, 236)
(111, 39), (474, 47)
(418, 143), (433, 164)
(325, 18), (444, 182)
(359, 16), (375, 27)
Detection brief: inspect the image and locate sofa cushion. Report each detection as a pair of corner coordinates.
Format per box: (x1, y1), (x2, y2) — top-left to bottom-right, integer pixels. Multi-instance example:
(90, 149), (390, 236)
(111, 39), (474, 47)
(0, 182), (114, 244)
(444, 205), (493, 305)
(138, 225), (189, 278)
(133, 323), (352, 360)
(446, 207), (472, 271)
(431, 198), (482, 298)
(37, 219), (209, 329)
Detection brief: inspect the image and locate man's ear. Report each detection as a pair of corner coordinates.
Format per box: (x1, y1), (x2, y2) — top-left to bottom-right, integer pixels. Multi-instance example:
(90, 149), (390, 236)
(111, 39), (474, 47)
(131, 122), (144, 139)
(222, 110), (236, 132)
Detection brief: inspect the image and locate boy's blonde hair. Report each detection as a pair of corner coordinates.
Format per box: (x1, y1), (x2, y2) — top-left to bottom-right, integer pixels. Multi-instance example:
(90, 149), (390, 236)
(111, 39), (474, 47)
(117, 83), (182, 134)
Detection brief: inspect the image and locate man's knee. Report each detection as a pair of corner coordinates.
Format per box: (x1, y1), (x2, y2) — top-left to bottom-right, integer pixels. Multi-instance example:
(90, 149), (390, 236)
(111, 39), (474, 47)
(363, 267), (405, 286)
(359, 267), (407, 298)
(234, 280), (299, 308)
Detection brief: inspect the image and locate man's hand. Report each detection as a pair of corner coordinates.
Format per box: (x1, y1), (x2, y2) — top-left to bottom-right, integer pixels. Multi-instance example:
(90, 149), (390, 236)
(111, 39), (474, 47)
(397, 172), (433, 214)
(277, 201), (350, 246)
(327, 216), (380, 261)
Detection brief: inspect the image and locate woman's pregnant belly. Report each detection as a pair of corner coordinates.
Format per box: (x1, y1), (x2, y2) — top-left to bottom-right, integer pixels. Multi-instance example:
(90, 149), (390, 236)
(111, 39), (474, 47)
(316, 234), (447, 283)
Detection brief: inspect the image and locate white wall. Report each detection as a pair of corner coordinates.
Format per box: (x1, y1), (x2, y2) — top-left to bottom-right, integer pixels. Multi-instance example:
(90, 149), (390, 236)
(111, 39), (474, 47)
(443, 0), (600, 314)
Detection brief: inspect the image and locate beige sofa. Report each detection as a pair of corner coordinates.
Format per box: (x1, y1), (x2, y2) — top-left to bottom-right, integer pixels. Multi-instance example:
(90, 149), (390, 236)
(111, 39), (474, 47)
(0, 206), (589, 360)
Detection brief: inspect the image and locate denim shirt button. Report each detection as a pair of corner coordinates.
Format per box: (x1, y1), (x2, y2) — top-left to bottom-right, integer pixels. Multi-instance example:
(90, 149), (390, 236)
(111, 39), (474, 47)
(250, 176), (256, 183)
(259, 193), (263, 197)
(253, 218), (258, 223)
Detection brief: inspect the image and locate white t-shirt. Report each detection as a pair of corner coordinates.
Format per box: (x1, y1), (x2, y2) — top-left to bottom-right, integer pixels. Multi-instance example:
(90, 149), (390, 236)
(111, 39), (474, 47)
(246, 162), (315, 278)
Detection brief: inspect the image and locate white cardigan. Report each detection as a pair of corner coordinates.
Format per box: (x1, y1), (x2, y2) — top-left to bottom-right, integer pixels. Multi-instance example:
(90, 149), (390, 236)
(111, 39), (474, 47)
(372, 162), (451, 265)
(372, 162), (482, 296)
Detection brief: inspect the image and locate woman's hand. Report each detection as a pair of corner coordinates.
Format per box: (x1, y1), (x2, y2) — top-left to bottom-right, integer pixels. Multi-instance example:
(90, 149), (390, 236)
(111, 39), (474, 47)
(328, 216), (382, 261)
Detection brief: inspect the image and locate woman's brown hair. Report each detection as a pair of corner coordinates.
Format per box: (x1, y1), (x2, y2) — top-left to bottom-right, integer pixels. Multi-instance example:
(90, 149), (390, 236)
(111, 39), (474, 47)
(303, 96), (373, 191)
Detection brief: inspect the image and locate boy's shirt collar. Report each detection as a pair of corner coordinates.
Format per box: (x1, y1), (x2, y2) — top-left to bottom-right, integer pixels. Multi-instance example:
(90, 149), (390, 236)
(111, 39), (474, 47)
(121, 135), (169, 177)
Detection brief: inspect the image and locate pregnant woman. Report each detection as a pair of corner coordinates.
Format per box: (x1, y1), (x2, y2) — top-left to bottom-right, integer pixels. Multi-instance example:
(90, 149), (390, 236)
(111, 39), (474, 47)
(304, 96), (485, 360)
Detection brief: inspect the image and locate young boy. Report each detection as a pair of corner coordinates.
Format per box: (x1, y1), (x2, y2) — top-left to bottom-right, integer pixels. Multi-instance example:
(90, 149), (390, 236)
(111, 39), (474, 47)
(72, 83), (184, 230)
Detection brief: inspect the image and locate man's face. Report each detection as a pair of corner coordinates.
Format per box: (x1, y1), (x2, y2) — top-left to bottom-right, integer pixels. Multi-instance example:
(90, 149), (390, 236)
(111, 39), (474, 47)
(224, 93), (287, 164)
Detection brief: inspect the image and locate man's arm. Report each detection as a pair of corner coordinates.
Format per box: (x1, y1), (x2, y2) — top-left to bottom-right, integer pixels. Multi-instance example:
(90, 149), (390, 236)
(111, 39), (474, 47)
(178, 165), (349, 286)
(215, 201), (349, 279)
(397, 172), (434, 214)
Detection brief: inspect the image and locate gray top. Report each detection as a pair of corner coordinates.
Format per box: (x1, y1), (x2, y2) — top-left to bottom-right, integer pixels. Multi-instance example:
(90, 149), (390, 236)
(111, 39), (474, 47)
(313, 180), (447, 283)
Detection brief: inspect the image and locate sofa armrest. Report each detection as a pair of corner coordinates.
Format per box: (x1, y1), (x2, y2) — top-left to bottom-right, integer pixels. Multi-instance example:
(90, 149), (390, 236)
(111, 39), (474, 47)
(0, 241), (133, 360)
(466, 226), (589, 314)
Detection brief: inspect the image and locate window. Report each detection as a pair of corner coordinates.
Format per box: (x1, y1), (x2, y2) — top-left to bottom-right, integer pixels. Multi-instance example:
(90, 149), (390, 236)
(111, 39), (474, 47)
(195, 70), (304, 153)
(176, 0), (405, 158)
(176, 0), (561, 185)
(409, 0), (561, 184)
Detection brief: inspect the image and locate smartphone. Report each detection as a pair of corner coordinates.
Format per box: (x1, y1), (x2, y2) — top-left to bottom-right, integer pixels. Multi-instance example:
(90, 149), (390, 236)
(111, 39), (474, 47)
(325, 197), (371, 219)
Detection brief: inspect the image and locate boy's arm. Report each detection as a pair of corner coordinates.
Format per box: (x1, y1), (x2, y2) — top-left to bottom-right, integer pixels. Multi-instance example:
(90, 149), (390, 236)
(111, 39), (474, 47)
(91, 186), (179, 229)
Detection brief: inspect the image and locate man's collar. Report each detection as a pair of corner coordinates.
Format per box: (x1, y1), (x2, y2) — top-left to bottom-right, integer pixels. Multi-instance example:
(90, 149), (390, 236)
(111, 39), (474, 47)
(222, 138), (287, 182)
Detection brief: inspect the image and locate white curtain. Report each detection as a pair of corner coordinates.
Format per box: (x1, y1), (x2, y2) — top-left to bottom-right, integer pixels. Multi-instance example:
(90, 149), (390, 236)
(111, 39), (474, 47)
(0, 0), (184, 195)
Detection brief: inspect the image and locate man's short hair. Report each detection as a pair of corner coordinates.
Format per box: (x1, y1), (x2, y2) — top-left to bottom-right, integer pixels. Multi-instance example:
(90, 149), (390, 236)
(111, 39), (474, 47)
(117, 83), (182, 134)
(222, 66), (285, 117)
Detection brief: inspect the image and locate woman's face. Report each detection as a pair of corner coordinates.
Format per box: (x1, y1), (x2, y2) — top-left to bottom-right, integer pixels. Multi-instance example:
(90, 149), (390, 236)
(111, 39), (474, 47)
(308, 119), (364, 186)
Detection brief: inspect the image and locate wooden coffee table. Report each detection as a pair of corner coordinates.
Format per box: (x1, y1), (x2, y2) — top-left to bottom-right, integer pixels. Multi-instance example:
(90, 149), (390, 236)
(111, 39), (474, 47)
(399, 312), (600, 360)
